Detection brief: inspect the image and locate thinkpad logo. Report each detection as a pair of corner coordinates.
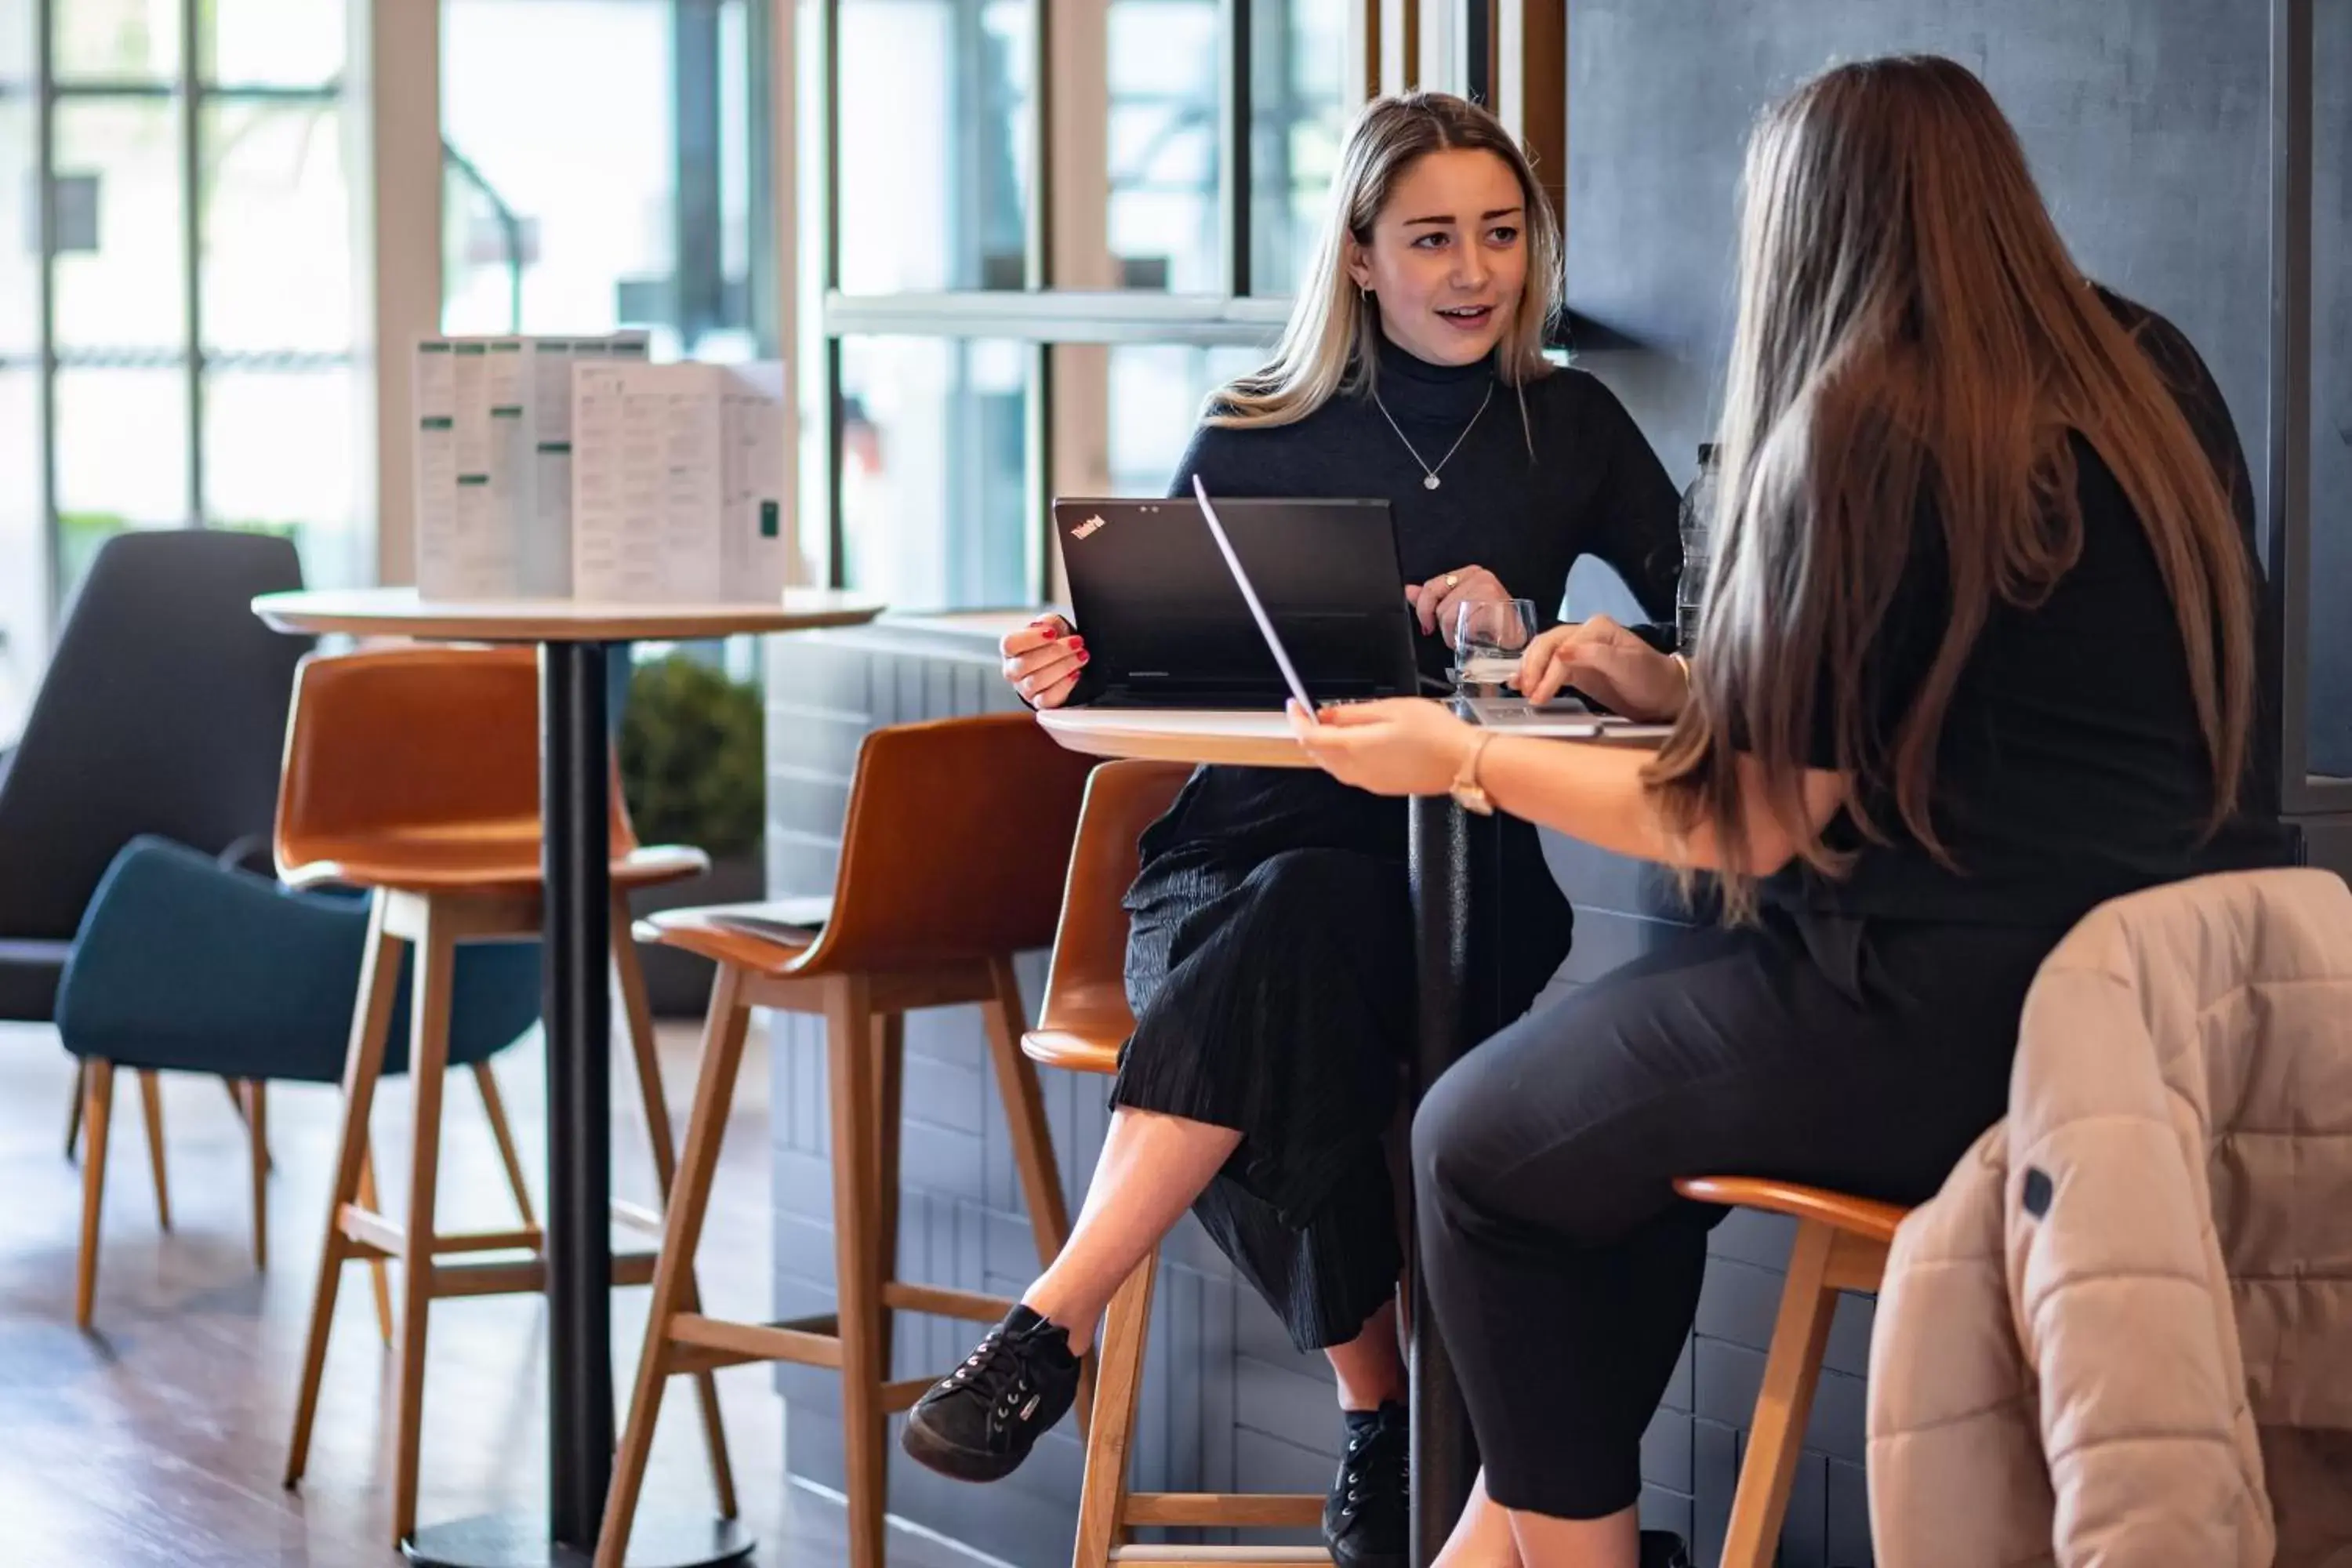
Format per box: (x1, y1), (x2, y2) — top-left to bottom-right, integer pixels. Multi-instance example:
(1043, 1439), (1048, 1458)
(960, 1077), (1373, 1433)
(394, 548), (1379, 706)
(1072, 514), (1107, 540)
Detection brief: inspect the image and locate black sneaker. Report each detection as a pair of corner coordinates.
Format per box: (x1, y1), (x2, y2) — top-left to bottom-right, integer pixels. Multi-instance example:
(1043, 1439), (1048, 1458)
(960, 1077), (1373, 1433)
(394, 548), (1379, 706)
(1325, 1402), (1408, 1568)
(1640, 1530), (1693, 1568)
(900, 1305), (1082, 1483)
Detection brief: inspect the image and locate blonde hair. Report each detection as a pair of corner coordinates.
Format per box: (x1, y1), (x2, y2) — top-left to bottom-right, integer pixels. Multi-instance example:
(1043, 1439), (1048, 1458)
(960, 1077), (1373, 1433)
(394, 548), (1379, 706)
(1647, 55), (2256, 922)
(1210, 92), (1561, 430)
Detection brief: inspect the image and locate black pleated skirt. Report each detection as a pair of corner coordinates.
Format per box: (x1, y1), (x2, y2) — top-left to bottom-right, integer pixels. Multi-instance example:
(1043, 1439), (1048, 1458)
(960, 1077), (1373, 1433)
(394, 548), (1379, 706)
(1112, 844), (1416, 1352)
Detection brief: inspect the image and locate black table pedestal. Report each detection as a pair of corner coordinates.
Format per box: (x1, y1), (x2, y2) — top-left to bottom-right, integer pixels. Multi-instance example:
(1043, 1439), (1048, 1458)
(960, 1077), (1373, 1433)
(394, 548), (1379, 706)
(1406, 794), (1478, 1568)
(401, 642), (750, 1568)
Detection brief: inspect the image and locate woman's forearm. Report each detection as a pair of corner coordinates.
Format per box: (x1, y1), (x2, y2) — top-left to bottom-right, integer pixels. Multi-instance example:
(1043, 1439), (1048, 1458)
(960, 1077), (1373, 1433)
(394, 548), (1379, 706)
(1475, 736), (1838, 875)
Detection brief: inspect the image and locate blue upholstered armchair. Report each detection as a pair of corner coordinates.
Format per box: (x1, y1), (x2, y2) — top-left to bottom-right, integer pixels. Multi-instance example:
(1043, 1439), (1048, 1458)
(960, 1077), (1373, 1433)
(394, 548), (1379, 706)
(57, 836), (545, 1318)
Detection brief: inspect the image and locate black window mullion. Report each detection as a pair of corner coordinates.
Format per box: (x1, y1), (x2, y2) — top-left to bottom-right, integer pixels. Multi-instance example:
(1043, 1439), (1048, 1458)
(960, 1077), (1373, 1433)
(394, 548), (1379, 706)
(180, 0), (202, 528)
(1221, 0), (1252, 295)
(34, 0), (58, 616)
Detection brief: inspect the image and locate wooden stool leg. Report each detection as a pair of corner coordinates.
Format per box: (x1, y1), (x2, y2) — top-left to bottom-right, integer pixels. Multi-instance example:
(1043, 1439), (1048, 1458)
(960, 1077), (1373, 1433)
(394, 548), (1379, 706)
(74, 1061), (116, 1329)
(981, 956), (1091, 1431)
(1719, 1219), (1839, 1568)
(1073, 1250), (1158, 1568)
(286, 893), (404, 1488)
(612, 903), (736, 1520)
(597, 967), (756, 1568)
(247, 1080), (269, 1270)
(472, 1062), (538, 1232)
(390, 902), (457, 1548)
(873, 1012), (905, 1379)
(137, 1070), (171, 1231)
(825, 977), (888, 1568)
(359, 1148), (394, 1347)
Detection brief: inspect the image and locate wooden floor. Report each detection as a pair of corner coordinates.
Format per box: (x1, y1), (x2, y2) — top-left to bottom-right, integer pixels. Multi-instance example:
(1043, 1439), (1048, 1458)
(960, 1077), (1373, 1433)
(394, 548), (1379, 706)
(0, 1018), (982, 1568)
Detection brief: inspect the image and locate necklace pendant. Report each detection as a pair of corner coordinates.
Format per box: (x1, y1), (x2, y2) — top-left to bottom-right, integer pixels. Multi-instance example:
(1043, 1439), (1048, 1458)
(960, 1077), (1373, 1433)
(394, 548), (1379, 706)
(1423, 474), (1441, 491)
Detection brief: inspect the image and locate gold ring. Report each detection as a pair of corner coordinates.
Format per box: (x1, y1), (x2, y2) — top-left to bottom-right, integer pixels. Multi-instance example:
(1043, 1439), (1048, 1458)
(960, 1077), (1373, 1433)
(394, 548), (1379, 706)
(1444, 573), (1461, 588)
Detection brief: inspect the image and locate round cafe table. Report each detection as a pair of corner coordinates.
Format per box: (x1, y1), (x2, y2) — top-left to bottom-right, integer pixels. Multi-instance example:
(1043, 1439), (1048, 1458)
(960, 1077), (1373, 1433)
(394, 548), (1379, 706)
(1036, 704), (1657, 1568)
(253, 588), (884, 1568)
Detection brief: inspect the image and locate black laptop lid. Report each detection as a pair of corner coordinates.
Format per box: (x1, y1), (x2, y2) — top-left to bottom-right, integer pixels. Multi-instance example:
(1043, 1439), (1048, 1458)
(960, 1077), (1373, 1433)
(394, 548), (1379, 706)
(1054, 496), (1416, 707)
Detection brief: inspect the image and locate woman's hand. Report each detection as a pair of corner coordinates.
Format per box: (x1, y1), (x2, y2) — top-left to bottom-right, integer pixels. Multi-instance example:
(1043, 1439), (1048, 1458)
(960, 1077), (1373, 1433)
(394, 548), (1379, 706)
(1405, 564), (1508, 644)
(1000, 614), (1089, 708)
(1515, 615), (1689, 722)
(1285, 698), (1479, 797)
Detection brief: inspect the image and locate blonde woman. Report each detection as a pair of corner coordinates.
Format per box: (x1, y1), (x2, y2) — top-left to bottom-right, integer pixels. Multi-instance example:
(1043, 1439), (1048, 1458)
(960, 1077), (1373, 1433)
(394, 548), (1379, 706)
(903, 93), (1685, 1567)
(1285, 57), (2290, 1567)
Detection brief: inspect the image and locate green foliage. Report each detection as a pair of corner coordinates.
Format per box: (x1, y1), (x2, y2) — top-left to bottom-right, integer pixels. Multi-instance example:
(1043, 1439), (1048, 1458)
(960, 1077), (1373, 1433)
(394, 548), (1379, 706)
(619, 653), (764, 860)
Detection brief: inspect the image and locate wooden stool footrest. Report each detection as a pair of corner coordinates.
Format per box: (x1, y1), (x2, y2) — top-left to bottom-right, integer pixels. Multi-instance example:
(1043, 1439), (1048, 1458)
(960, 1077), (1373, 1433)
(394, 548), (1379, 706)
(878, 1280), (1020, 1323)
(1123, 1494), (1324, 1530)
(667, 1312), (844, 1371)
(426, 1250), (655, 1300)
(1108, 1549), (1330, 1565)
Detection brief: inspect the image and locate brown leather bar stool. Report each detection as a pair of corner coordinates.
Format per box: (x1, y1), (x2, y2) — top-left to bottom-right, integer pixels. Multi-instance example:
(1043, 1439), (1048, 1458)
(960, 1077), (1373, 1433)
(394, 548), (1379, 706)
(1024, 759), (1330, 1568)
(273, 644), (735, 1547)
(1671, 1177), (1907, 1567)
(598, 711), (1094, 1568)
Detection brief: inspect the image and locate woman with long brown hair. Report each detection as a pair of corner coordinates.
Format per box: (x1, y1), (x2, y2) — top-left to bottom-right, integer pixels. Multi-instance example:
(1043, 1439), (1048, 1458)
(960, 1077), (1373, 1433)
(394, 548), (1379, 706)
(1288, 56), (2291, 1566)
(900, 92), (1686, 1567)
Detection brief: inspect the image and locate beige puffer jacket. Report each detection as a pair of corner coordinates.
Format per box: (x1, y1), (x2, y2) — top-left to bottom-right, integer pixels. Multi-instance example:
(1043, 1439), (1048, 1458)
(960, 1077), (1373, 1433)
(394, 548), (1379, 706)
(1866, 869), (2352, 1568)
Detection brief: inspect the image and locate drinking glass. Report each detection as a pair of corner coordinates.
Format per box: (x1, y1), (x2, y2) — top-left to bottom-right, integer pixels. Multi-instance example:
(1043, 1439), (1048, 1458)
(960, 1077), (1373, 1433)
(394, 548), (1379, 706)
(1452, 598), (1538, 689)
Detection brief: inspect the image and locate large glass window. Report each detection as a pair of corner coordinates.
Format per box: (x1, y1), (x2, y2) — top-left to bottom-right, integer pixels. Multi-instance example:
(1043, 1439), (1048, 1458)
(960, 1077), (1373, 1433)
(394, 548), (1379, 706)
(441, 0), (774, 365)
(834, 0), (1033, 293)
(815, 0), (1368, 612)
(0, 0), (362, 742)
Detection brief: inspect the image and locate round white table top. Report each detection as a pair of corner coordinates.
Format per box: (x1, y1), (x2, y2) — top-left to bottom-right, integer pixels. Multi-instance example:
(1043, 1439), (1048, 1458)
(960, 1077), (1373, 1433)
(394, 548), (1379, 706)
(252, 586), (886, 643)
(1037, 703), (1671, 770)
(1036, 706), (1316, 768)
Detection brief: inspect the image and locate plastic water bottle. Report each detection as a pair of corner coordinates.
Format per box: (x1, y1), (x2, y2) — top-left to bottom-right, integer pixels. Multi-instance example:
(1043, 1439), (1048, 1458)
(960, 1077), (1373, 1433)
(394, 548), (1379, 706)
(1675, 444), (1719, 651)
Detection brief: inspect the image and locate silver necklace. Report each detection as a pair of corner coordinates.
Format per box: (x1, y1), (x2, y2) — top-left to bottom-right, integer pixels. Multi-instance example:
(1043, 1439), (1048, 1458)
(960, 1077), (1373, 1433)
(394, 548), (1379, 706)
(1371, 379), (1494, 490)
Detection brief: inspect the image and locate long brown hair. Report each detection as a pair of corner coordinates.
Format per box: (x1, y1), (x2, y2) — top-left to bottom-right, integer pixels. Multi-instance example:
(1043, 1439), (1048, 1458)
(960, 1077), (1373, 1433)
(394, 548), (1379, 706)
(1649, 55), (2255, 920)
(1210, 92), (1561, 428)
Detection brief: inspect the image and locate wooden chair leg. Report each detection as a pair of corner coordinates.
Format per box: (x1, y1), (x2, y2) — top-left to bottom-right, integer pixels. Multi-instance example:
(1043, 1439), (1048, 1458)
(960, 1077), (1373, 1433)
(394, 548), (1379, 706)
(1073, 1250), (1158, 1568)
(825, 976), (888, 1568)
(596, 966), (757, 1568)
(873, 1011), (905, 1380)
(359, 1147), (394, 1347)
(1719, 1219), (1839, 1568)
(612, 900), (736, 1520)
(247, 1080), (270, 1270)
(223, 1075), (272, 1172)
(65, 1058), (86, 1160)
(137, 1070), (171, 1231)
(472, 1063), (538, 1232)
(390, 900), (457, 1548)
(74, 1061), (116, 1329)
(287, 893), (404, 1489)
(981, 956), (1091, 1432)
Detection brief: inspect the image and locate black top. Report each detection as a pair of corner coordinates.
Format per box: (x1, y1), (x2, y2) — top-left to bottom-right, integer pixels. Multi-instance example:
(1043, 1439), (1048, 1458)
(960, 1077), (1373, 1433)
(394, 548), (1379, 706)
(1765, 292), (2296, 925)
(1125, 333), (1684, 869)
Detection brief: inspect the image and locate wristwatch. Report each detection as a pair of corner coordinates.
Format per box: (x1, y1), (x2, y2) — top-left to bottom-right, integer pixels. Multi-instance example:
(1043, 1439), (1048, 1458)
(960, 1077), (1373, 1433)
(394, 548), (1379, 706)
(1450, 733), (1496, 816)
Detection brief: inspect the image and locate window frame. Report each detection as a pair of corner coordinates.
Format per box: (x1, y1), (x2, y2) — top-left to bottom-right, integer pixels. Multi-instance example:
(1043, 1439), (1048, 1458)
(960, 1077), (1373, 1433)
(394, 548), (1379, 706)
(10, 0), (353, 626)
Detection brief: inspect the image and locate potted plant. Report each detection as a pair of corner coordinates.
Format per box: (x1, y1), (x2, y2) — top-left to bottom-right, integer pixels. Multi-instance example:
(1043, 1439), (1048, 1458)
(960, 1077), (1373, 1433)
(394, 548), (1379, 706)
(620, 652), (767, 1016)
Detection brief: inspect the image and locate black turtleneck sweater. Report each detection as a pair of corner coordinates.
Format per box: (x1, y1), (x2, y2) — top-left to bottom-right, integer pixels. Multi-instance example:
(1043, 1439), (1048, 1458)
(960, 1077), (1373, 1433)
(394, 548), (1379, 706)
(1123, 335), (1684, 870)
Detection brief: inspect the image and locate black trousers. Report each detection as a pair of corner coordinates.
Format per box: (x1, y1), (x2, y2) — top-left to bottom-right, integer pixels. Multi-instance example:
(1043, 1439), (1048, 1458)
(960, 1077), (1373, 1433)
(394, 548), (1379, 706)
(1413, 906), (2066, 1519)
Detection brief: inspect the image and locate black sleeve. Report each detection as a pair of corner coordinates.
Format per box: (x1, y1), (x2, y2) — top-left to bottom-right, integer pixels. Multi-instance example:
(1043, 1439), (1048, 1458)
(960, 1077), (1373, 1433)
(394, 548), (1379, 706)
(1570, 372), (1686, 636)
(2103, 293), (2259, 559)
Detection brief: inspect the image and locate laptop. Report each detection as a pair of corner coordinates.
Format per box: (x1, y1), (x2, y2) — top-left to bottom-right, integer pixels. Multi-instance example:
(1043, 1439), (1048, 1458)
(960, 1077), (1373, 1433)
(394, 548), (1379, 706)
(1188, 474), (1672, 739)
(1053, 493), (1419, 709)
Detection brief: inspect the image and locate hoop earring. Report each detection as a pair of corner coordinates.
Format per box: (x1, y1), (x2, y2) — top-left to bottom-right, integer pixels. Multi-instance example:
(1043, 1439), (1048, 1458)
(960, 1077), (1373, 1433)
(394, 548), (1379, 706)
(1360, 286), (1374, 305)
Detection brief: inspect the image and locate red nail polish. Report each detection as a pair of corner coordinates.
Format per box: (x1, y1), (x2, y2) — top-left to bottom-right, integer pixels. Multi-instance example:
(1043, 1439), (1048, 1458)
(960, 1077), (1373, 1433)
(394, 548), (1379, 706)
(1040, 624), (1062, 641)
(1078, 650), (1091, 664)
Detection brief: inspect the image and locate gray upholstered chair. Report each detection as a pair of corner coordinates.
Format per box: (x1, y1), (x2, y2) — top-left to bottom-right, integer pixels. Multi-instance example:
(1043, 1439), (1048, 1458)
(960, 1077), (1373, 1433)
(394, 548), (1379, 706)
(0, 530), (310, 1207)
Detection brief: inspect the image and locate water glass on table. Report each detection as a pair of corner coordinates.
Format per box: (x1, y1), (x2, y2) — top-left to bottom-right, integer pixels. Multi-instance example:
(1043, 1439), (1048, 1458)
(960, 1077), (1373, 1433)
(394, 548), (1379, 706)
(1452, 599), (1538, 691)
